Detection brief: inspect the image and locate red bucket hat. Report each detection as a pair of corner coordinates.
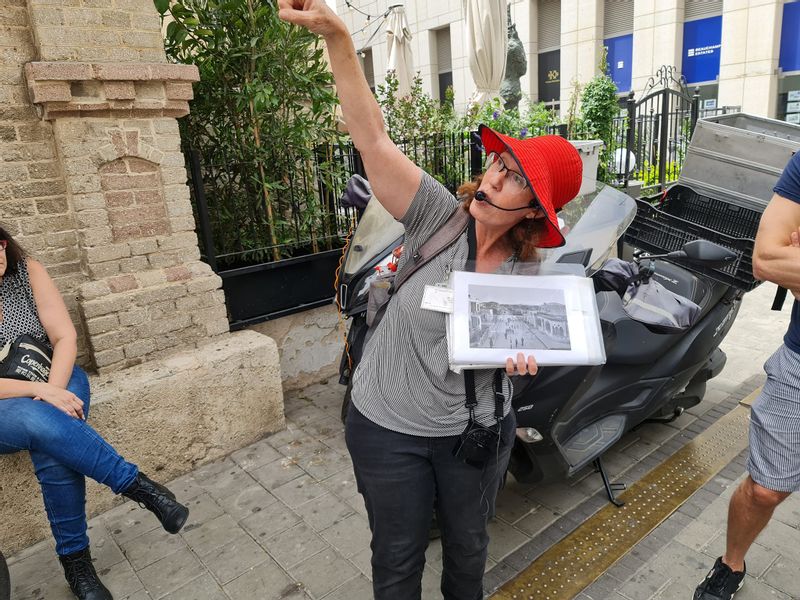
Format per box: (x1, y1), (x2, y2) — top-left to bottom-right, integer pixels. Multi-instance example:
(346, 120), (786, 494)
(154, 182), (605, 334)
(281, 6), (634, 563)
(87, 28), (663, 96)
(479, 124), (583, 248)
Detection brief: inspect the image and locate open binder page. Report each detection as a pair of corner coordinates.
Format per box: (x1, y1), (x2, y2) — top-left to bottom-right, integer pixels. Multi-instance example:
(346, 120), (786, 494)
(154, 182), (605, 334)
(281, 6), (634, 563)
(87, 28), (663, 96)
(447, 271), (606, 370)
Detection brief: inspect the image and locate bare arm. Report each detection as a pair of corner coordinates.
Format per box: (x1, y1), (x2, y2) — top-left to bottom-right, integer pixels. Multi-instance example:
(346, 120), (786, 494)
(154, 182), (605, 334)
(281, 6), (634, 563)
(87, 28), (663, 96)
(752, 194), (800, 289)
(27, 259), (78, 389)
(278, 0), (421, 219)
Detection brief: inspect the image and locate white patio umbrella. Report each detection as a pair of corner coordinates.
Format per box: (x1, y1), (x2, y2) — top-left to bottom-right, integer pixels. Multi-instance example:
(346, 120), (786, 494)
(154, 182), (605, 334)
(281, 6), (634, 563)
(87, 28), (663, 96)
(385, 5), (414, 98)
(466, 0), (507, 107)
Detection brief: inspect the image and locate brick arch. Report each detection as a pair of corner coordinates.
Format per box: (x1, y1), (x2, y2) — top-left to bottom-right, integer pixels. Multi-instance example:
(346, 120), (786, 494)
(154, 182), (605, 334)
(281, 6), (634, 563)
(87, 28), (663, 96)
(93, 128), (164, 167)
(99, 156), (170, 242)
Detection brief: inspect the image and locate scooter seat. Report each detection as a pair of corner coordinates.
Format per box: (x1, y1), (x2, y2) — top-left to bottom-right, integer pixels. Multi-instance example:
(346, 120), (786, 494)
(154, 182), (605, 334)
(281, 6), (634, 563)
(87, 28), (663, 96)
(647, 260), (709, 308)
(597, 291), (681, 364)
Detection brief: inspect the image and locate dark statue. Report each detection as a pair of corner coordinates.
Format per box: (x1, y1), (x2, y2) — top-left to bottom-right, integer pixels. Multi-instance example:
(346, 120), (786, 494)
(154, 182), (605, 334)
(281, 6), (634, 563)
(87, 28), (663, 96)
(500, 6), (527, 110)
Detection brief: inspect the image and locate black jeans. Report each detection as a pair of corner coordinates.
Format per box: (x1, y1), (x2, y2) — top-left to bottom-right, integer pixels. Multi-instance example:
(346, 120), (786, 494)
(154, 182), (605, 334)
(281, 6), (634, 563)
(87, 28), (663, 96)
(345, 404), (515, 600)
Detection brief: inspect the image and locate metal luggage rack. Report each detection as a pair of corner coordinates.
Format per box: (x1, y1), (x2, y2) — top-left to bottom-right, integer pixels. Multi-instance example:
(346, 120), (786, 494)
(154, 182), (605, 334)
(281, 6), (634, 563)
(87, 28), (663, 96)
(624, 187), (762, 292)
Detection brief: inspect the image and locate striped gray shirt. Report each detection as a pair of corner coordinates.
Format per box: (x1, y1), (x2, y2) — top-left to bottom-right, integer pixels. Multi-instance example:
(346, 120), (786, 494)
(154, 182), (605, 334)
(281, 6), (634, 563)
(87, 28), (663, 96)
(350, 171), (515, 437)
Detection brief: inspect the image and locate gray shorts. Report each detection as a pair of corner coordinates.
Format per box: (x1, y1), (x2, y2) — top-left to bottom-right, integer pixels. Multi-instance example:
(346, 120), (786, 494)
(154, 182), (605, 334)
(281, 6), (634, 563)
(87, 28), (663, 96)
(747, 344), (800, 493)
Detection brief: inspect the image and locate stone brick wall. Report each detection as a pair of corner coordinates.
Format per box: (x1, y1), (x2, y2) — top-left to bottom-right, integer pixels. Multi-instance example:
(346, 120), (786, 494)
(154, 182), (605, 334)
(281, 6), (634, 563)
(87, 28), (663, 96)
(0, 0), (92, 363)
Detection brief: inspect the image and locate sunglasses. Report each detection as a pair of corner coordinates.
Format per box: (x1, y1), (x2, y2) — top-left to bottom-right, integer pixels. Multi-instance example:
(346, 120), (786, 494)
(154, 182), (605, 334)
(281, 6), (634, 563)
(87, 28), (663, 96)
(0, 240), (7, 250)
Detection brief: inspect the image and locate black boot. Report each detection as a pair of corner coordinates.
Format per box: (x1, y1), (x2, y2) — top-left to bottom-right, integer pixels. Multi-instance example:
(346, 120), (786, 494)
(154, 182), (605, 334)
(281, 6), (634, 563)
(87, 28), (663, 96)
(122, 472), (189, 534)
(58, 547), (113, 600)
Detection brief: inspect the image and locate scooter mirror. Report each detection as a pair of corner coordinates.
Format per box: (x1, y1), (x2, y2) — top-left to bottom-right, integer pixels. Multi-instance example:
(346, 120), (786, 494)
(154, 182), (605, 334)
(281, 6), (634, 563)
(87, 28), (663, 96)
(681, 239), (738, 267)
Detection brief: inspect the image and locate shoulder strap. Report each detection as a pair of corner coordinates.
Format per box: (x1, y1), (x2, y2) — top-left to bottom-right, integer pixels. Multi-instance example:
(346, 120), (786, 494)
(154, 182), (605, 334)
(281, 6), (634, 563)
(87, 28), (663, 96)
(393, 206), (470, 294)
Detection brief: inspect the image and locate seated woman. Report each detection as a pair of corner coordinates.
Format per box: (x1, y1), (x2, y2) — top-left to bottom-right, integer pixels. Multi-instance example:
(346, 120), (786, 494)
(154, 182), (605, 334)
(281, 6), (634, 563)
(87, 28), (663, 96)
(0, 225), (189, 600)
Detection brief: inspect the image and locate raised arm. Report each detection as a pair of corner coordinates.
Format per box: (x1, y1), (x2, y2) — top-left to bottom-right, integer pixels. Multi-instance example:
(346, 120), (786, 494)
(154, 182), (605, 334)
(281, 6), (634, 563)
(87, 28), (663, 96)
(278, 0), (421, 220)
(752, 193), (800, 289)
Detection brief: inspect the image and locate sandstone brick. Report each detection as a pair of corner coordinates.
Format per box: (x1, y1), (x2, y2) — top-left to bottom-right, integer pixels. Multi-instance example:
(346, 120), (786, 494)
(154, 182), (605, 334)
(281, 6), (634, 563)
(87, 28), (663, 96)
(85, 243), (130, 263)
(147, 250), (181, 269)
(79, 280), (111, 301)
(133, 189), (163, 205)
(125, 131), (140, 155)
(134, 282), (187, 305)
(36, 196), (69, 214)
(0, 6), (29, 26)
(129, 160), (157, 174)
(29, 81), (71, 103)
(0, 124), (17, 141)
(91, 327), (135, 351)
(120, 31), (163, 49)
(118, 308), (147, 327)
(79, 226), (113, 246)
(45, 261), (81, 277)
(148, 64), (199, 82)
(145, 299), (177, 321)
(0, 141), (55, 162)
(87, 260), (121, 279)
(118, 256), (149, 273)
(129, 238), (158, 256)
(165, 265), (191, 282)
(112, 224), (143, 242)
(103, 81), (135, 100)
(141, 146), (164, 164)
(62, 8), (103, 26)
(75, 208), (109, 229)
(169, 215), (199, 233)
(204, 317), (230, 337)
(123, 338), (155, 359)
(67, 175), (101, 195)
(139, 221), (170, 238)
(85, 313), (119, 335)
(187, 275), (222, 295)
(46, 230), (78, 248)
(105, 190), (134, 208)
(152, 119), (179, 136)
(134, 269), (166, 287)
(93, 347), (124, 367)
(17, 234), (47, 252)
(129, 13), (160, 31)
(81, 296), (119, 319)
(100, 171), (160, 191)
(101, 10), (130, 28)
(93, 63), (150, 81)
(109, 205), (167, 227)
(108, 274), (138, 293)
(134, 81), (164, 100)
(25, 62), (93, 81)
(27, 161), (60, 180)
(15, 123), (49, 142)
(138, 314), (193, 337)
(0, 164), (27, 183)
(164, 82), (193, 101)
(157, 231), (197, 251)
(21, 214), (73, 235)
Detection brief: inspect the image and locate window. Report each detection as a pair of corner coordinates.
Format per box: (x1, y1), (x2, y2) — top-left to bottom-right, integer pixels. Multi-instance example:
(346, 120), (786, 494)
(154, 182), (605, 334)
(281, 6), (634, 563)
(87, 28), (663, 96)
(360, 48), (375, 94)
(436, 27), (453, 105)
(538, 0), (561, 105)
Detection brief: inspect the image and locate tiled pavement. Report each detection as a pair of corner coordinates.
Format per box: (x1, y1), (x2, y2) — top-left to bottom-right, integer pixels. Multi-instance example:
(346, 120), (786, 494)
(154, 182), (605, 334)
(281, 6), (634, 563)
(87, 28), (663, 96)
(7, 282), (795, 599)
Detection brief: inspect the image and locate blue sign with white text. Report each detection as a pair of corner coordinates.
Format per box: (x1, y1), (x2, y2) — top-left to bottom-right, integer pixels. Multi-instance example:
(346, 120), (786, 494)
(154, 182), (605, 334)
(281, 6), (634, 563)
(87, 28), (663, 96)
(605, 34), (633, 92)
(780, 1), (800, 73)
(682, 16), (722, 84)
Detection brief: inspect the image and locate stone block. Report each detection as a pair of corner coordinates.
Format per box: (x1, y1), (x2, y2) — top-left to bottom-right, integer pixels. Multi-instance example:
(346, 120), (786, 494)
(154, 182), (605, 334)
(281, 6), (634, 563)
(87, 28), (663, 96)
(80, 280), (111, 301)
(123, 338), (156, 359)
(26, 160), (60, 180)
(108, 274), (138, 293)
(87, 260), (121, 279)
(165, 265), (191, 282)
(118, 256), (149, 273)
(186, 274), (222, 295)
(29, 80), (71, 103)
(118, 308), (147, 327)
(148, 63), (200, 82)
(86, 313), (120, 335)
(103, 81), (135, 100)
(85, 243), (131, 263)
(129, 238), (159, 255)
(93, 347), (124, 368)
(79, 226), (114, 246)
(25, 61), (93, 81)
(93, 63), (150, 81)
(36, 196), (68, 214)
(164, 82), (193, 100)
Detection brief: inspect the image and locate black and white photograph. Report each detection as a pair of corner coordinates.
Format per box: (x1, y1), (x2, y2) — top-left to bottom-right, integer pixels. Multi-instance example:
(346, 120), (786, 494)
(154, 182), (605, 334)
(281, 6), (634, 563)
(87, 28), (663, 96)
(468, 285), (571, 351)
(448, 271), (606, 369)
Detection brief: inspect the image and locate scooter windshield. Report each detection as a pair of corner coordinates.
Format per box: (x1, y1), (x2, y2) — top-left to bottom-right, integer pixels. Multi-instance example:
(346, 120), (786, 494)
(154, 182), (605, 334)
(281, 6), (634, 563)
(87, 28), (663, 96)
(343, 198), (404, 277)
(540, 183), (637, 275)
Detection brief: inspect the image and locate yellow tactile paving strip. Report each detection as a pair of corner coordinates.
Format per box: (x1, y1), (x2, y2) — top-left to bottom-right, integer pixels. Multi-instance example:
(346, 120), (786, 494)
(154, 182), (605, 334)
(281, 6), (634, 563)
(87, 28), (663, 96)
(492, 400), (755, 600)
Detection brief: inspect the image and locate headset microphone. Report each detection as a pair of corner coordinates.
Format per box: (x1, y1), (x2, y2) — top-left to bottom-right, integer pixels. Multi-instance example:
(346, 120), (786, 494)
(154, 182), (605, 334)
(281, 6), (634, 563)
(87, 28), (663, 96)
(474, 190), (534, 212)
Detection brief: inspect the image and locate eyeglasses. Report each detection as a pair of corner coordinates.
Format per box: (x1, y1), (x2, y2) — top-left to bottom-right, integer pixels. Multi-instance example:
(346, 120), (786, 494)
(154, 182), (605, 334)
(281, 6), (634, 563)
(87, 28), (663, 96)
(0, 240), (7, 251)
(484, 152), (529, 192)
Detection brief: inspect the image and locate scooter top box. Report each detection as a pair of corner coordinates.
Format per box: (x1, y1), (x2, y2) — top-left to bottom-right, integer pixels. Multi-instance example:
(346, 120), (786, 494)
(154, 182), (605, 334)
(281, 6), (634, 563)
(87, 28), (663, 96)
(678, 113), (800, 213)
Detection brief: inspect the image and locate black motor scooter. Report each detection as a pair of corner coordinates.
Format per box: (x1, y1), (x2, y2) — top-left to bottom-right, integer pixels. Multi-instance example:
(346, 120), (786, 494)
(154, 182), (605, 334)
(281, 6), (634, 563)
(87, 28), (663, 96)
(336, 177), (743, 505)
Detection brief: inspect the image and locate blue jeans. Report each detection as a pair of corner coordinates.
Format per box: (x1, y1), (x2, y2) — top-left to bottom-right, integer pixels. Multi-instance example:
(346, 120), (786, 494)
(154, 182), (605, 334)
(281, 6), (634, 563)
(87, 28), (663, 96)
(345, 404), (515, 600)
(0, 366), (138, 555)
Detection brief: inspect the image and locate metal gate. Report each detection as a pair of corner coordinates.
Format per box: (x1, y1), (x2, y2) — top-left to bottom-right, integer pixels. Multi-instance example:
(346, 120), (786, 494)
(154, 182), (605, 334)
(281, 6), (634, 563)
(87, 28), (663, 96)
(622, 65), (700, 191)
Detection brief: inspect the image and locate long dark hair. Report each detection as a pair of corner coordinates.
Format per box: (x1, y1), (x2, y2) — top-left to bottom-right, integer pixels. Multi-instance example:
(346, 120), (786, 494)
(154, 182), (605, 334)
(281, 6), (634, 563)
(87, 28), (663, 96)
(457, 176), (544, 262)
(0, 225), (27, 277)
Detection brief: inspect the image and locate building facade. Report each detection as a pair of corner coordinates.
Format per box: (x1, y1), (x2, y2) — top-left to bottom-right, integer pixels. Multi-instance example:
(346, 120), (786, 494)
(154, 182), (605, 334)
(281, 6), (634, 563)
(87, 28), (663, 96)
(338, 0), (800, 121)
